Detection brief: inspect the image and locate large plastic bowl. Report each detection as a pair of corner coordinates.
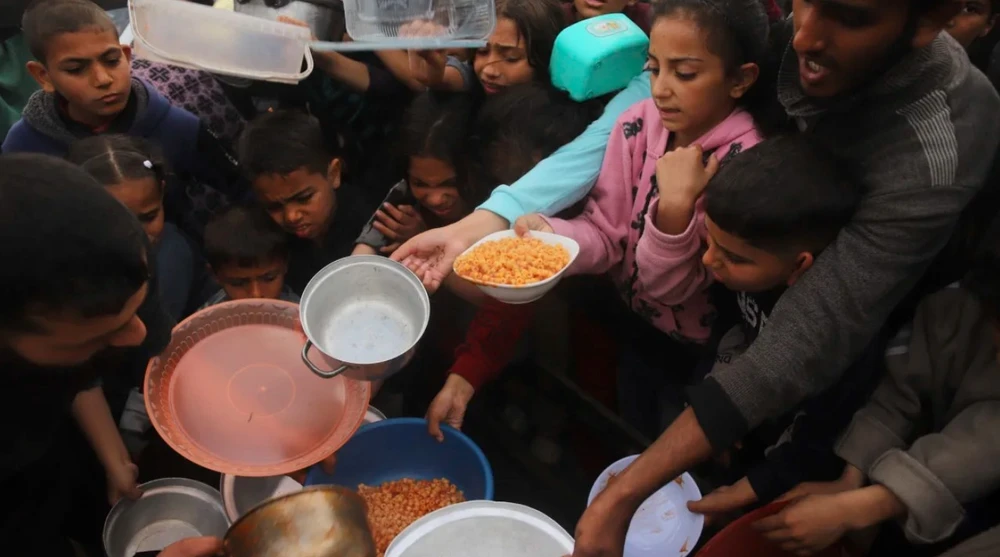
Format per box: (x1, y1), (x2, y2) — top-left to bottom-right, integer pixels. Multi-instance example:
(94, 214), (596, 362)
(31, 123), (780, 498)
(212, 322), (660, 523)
(305, 418), (494, 501)
(697, 502), (850, 557)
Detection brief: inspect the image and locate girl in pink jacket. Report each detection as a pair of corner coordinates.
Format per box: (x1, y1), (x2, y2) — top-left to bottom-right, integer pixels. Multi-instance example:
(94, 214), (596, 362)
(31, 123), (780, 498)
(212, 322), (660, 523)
(518, 0), (771, 344)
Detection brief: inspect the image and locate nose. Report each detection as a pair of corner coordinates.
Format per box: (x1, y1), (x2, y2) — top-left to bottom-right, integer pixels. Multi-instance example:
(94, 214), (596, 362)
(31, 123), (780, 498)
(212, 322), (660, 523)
(428, 191), (448, 208)
(480, 56), (502, 78)
(792, 3), (826, 55)
(109, 316), (148, 348)
(250, 281), (263, 299)
(283, 206), (301, 226)
(92, 65), (113, 88)
(651, 73), (673, 101)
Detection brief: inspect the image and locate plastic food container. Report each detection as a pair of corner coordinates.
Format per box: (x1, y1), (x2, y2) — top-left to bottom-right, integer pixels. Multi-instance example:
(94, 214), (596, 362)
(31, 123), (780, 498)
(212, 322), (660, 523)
(697, 501), (852, 557)
(587, 455), (704, 557)
(551, 13), (649, 101)
(309, 0), (494, 51)
(305, 417), (494, 501)
(129, 0), (314, 83)
(385, 500), (573, 557)
(453, 230), (580, 305)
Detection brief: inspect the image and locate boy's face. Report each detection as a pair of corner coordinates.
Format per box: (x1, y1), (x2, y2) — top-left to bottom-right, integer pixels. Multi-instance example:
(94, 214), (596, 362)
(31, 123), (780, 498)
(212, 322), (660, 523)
(791, 0), (957, 98)
(702, 217), (814, 293)
(5, 282), (149, 367)
(409, 156), (466, 222)
(573, 0), (637, 20)
(254, 160), (341, 241)
(212, 257), (288, 302)
(26, 29), (132, 127)
(946, 1), (997, 48)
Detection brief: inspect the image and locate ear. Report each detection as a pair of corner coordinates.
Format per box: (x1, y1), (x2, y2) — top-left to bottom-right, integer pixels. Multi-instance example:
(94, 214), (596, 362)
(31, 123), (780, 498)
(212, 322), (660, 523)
(912, 1), (963, 49)
(785, 252), (815, 287)
(984, 14), (999, 37)
(327, 158), (342, 190)
(730, 62), (760, 100)
(122, 44), (133, 64)
(26, 60), (55, 93)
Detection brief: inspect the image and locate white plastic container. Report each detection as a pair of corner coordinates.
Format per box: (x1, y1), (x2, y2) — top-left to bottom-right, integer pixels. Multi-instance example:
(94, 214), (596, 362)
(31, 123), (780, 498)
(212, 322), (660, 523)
(129, 0), (314, 83)
(453, 230), (580, 305)
(587, 455), (704, 557)
(385, 500), (574, 557)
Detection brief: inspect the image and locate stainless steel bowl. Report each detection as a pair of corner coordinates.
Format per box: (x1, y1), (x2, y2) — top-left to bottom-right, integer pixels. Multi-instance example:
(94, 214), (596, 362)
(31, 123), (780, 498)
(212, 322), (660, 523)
(103, 478), (230, 557)
(224, 485), (376, 557)
(300, 256), (430, 382)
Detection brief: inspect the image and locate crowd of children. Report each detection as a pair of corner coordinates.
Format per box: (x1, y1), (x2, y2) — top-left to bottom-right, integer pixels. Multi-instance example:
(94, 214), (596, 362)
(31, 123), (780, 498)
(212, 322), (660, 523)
(2, 0), (1000, 556)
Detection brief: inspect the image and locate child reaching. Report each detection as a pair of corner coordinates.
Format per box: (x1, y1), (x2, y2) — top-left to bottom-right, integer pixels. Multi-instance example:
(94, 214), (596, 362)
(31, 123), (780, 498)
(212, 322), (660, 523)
(754, 251), (1000, 555)
(406, 0), (566, 93)
(201, 205), (300, 307)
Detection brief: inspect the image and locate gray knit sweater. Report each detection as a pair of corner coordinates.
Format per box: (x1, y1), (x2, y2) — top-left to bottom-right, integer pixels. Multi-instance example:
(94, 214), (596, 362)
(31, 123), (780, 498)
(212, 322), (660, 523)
(688, 31), (1000, 449)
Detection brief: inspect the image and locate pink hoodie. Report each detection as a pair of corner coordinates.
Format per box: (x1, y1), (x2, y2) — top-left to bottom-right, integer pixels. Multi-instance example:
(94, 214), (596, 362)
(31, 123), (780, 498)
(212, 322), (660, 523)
(548, 99), (762, 343)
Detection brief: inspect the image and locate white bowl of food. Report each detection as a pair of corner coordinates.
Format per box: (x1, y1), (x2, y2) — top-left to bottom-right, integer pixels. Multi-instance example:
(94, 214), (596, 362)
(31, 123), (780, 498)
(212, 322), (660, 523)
(453, 230), (579, 305)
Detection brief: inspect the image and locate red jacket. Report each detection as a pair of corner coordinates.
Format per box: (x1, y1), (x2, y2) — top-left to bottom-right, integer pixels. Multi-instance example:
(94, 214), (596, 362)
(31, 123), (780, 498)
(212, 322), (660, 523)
(449, 300), (535, 390)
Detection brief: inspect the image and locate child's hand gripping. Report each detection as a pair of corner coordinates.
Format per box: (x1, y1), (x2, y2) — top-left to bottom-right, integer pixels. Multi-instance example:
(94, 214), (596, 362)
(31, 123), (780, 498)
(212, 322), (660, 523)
(425, 374), (476, 442)
(402, 21), (450, 88)
(513, 213), (554, 236)
(754, 492), (855, 555)
(653, 145), (719, 234)
(686, 476), (758, 526)
(375, 203), (427, 253)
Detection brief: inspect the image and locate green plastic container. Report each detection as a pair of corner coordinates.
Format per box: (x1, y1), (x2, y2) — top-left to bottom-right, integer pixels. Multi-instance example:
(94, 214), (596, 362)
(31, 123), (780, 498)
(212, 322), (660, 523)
(550, 13), (649, 102)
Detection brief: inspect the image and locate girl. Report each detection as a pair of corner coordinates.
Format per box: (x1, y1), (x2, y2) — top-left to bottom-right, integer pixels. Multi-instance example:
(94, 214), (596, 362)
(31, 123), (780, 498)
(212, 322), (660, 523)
(516, 0), (770, 433)
(405, 0), (567, 93)
(67, 135), (215, 321)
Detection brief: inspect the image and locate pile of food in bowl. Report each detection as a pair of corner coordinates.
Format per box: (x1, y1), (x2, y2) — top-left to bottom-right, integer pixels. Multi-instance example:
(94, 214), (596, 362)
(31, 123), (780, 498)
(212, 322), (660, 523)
(454, 236), (570, 286)
(359, 478), (466, 556)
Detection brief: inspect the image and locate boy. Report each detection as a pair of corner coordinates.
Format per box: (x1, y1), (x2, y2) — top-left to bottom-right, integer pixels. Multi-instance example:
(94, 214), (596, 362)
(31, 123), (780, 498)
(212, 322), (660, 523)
(686, 136), (885, 516)
(3, 0), (246, 225)
(236, 109), (374, 293)
(201, 204), (300, 307)
(754, 248), (1000, 556)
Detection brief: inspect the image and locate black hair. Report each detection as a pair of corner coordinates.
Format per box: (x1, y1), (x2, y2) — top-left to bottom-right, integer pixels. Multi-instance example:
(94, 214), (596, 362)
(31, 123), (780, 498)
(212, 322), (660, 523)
(652, 0), (786, 135)
(237, 110), (341, 182)
(203, 204), (290, 270)
(705, 135), (860, 255)
(493, 0), (568, 81)
(399, 91), (478, 203)
(66, 134), (168, 192)
(472, 82), (602, 193)
(22, 0), (119, 63)
(0, 153), (148, 333)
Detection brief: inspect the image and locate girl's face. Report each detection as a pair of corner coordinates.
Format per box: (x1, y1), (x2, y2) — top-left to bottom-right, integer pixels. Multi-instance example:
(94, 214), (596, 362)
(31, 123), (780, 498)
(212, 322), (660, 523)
(474, 18), (535, 95)
(106, 176), (165, 245)
(946, 1), (996, 48)
(573, 0), (636, 20)
(646, 16), (758, 147)
(409, 156), (466, 222)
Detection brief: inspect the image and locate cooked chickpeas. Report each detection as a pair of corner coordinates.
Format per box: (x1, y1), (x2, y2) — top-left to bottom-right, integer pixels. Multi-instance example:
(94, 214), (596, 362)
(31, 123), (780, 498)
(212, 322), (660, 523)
(359, 478), (466, 556)
(455, 237), (570, 286)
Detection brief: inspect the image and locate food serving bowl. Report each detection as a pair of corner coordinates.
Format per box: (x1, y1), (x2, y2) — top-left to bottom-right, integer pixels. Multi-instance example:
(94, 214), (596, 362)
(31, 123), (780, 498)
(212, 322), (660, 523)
(453, 230), (580, 305)
(103, 478), (230, 557)
(300, 256), (430, 381)
(145, 299), (370, 477)
(305, 418), (494, 501)
(697, 502), (851, 557)
(587, 455), (703, 557)
(224, 485), (376, 557)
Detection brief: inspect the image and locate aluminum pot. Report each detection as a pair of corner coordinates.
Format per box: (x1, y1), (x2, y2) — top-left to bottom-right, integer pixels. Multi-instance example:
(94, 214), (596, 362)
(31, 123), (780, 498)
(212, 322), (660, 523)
(300, 256), (430, 381)
(235, 0), (344, 41)
(223, 485), (376, 557)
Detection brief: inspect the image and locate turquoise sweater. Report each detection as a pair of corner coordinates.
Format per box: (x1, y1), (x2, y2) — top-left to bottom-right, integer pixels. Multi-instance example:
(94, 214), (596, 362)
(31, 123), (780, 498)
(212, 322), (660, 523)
(478, 72), (652, 223)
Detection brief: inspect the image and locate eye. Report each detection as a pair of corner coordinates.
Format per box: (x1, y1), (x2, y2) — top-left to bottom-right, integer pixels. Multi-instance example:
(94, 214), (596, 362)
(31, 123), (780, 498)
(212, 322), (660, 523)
(644, 63), (659, 75)
(260, 272), (279, 282)
(675, 71), (697, 81)
(227, 278), (250, 287)
(65, 66), (84, 75)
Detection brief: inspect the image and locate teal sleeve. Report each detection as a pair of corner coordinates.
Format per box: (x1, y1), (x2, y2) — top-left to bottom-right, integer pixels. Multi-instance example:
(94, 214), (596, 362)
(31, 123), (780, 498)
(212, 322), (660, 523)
(477, 73), (652, 224)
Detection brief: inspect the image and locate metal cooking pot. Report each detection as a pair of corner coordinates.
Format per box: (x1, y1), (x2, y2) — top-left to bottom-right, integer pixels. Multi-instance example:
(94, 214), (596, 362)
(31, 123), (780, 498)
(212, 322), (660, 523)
(235, 0), (344, 41)
(300, 256), (430, 381)
(224, 486), (376, 557)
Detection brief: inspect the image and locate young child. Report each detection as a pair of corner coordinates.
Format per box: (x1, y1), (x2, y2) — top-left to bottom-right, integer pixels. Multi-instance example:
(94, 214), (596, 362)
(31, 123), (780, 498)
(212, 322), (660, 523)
(946, 0), (997, 49)
(67, 134), (215, 322)
(515, 0), (770, 430)
(407, 0), (567, 93)
(237, 109), (374, 294)
(4, 0), (246, 231)
(201, 205), (300, 307)
(753, 249), (1000, 556)
(561, 0), (654, 33)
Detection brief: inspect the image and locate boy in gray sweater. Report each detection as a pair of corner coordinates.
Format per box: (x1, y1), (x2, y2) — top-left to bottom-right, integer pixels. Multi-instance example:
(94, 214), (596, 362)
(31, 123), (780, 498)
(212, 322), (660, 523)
(755, 251), (1000, 555)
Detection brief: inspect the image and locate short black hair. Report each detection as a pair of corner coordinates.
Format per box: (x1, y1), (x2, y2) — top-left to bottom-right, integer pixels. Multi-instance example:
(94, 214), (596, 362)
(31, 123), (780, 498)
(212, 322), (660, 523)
(399, 90), (478, 201)
(67, 134), (168, 191)
(705, 135), (860, 255)
(237, 110), (340, 182)
(473, 82), (601, 191)
(0, 153), (148, 333)
(22, 0), (119, 63)
(203, 204), (290, 270)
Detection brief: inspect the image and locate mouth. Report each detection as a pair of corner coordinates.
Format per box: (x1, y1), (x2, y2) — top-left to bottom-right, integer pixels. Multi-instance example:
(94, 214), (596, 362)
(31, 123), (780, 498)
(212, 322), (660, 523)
(480, 81), (504, 95)
(99, 93), (124, 105)
(657, 106), (681, 119)
(427, 205), (455, 217)
(798, 56), (833, 88)
(583, 0), (606, 9)
(289, 224), (312, 238)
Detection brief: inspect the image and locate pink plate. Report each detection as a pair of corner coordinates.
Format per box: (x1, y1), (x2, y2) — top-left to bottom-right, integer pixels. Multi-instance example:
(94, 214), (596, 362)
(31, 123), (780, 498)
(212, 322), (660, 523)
(145, 300), (370, 477)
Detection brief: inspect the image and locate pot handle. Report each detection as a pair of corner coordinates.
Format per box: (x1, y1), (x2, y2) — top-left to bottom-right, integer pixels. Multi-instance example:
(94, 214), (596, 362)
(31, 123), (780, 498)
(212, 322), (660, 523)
(301, 340), (349, 378)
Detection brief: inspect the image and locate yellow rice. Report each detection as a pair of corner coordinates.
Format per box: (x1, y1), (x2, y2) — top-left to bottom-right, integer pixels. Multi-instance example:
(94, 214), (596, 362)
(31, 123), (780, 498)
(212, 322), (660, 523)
(454, 237), (570, 286)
